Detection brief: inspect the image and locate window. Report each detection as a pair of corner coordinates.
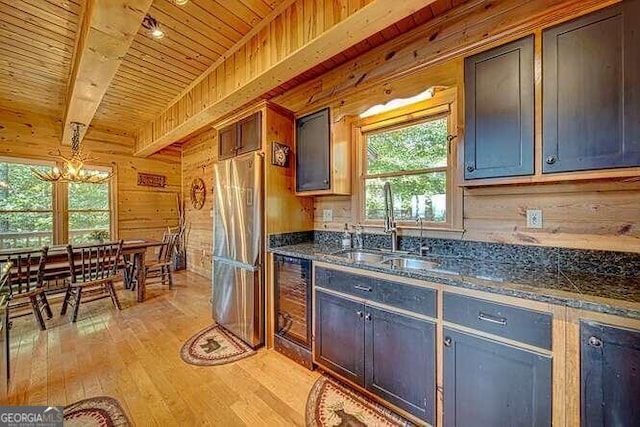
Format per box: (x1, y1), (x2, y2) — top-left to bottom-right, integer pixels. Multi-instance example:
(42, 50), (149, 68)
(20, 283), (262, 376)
(0, 159), (54, 249)
(68, 168), (112, 244)
(0, 158), (114, 249)
(358, 89), (457, 228)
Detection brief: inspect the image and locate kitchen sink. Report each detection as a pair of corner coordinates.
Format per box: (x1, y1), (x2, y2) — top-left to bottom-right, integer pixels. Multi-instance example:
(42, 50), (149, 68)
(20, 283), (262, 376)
(333, 250), (440, 271)
(337, 250), (386, 263)
(381, 257), (440, 270)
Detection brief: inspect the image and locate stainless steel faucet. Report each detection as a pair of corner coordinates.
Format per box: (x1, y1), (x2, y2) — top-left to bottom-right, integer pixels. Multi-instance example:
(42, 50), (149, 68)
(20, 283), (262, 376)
(383, 182), (398, 252)
(416, 217), (430, 256)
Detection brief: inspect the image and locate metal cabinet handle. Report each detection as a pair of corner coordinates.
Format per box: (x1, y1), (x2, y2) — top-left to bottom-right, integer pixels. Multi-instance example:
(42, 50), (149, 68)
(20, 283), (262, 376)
(545, 155), (556, 165)
(356, 310), (363, 318)
(588, 336), (603, 348)
(466, 164), (475, 173)
(365, 313), (372, 321)
(354, 285), (372, 292)
(444, 337), (452, 347)
(323, 179), (329, 184)
(478, 312), (507, 326)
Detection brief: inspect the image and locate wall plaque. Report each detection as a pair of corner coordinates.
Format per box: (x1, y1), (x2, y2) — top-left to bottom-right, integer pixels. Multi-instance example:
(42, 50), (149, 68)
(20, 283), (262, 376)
(137, 173), (166, 188)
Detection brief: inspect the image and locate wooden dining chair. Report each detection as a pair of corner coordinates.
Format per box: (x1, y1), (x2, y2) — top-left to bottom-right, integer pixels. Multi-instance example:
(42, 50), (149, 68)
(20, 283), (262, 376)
(0, 247), (53, 331)
(143, 232), (178, 289)
(0, 261), (11, 390)
(62, 240), (123, 322)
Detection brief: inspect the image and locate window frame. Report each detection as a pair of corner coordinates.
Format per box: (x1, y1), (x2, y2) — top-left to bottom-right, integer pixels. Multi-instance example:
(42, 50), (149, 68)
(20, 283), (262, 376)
(354, 88), (462, 231)
(64, 164), (116, 245)
(0, 156), (117, 249)
(0, 156), (57, 249)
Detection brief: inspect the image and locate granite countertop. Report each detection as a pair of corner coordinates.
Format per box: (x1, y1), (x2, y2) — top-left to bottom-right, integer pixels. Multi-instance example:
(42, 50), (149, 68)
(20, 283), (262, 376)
(269, 242), (640, 319)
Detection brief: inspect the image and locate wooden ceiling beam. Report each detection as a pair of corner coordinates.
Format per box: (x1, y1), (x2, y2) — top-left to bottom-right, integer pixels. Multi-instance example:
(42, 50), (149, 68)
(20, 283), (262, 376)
(134, 0), (436, 157)
(62, 0), (153, 145)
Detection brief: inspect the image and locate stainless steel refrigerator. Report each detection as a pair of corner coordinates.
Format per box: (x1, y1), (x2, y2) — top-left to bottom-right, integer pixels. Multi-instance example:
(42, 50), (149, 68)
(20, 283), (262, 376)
(212, 152), (264, 348)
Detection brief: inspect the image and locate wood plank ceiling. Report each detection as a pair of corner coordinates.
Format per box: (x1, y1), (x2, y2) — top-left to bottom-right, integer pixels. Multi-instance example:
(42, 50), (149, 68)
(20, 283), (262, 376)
(0, 0), (80, 118)
(91, 0), (292, 131)
(265, 0), (470, 100)
(1, 0), (470, 136)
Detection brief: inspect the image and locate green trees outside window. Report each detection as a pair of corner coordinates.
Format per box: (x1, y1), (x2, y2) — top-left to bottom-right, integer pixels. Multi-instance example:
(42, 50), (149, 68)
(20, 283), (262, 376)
(0, 158), (112, 249)
(364, 116), (449, 223)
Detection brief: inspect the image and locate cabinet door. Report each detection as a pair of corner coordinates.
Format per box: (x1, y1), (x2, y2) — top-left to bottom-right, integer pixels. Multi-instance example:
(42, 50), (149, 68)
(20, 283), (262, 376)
(365, 306), (435, 423)
(237, 111), (262, 155)
(315, 290), (365, 386)
(443, 328), (552, 427)
(464, 35), (534, 179)
(296, 108), (330, 192)
(543, 2), (640, 173)
(218, 125), (237, 160)
(581, 321), (640, 426)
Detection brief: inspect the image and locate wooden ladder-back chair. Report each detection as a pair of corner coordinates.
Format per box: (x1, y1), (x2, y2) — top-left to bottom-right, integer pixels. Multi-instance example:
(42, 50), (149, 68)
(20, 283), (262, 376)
(144, 232), (178, 289)
(62, 240), (123, 322)
(0, 247), (53, 331)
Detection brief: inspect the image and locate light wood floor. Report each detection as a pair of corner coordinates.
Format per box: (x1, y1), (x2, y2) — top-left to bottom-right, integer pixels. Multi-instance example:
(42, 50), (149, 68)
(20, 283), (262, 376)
(1, 271), (319, 426)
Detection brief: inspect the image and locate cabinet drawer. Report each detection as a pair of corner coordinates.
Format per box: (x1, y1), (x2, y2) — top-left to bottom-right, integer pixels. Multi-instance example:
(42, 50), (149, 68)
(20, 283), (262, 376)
(443, 293), (551, 350)
(315, 267), (436, 318)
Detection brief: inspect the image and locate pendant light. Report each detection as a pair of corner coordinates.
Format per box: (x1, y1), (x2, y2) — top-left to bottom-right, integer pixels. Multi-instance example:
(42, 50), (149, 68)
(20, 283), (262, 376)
(32, 122), (112, 184)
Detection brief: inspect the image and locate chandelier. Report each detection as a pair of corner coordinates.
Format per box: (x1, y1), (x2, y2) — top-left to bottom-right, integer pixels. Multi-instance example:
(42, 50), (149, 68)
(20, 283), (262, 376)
(32, 122), (113, 184)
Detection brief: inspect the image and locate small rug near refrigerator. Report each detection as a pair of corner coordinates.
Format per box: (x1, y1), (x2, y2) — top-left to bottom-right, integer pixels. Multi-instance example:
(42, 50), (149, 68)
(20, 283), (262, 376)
(306, 375), (415, 427)
(64, 396), (131, 426)
(180, 324), (256, 366)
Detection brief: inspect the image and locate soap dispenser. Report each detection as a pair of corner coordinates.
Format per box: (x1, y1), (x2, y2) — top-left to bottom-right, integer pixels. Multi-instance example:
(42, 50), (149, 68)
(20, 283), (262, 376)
(341, 223), (352, 249)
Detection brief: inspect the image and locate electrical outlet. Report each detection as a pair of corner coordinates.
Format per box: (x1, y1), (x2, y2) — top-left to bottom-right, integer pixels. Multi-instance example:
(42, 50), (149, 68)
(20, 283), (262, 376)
(322, 209), (333, 222)
(526, 209), (543, 229)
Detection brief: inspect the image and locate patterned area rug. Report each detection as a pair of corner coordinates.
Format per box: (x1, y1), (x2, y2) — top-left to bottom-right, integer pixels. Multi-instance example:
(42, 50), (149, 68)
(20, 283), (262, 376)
(180, 324), (256, 366)
(64, 396), (131, 426)
(306, 375), (415, 427)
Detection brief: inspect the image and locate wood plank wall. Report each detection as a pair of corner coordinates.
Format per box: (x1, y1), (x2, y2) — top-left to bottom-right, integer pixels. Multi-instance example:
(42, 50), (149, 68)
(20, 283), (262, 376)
(181, 129), (217, 280)
(135, 0), (378, 153)
(0, 108), (181, 242)
(269, 0), (640, 254)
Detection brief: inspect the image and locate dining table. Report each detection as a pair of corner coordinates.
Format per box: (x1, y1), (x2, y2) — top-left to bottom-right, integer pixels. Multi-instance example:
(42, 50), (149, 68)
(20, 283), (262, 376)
(0, 239), (164, 303)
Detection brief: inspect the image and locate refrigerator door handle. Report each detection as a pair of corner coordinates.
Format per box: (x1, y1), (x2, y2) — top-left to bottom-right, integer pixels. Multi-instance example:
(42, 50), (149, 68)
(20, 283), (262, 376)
(213, 256), (260, 272)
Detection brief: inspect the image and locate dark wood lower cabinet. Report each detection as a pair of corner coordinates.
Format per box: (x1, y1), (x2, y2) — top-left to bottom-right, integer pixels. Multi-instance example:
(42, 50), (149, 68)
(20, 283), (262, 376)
(443, 328), (552, 427)
(315, 291), (365, 386)
(315, 289), (435, 424)
(365, 306), (435, 422)
(581, 321), (640, 427)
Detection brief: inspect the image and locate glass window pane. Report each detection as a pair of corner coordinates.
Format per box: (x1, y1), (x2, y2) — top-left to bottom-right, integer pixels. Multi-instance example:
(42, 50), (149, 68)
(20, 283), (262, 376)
(69, 174), (109, 210)
(364, 172), (447, 222)
(0, 161), (52, 210)
(0, 212), (53, 249)
(69, 212), (110, 244)
(0, 160), (54, 249)
(366, 117), (448, 175)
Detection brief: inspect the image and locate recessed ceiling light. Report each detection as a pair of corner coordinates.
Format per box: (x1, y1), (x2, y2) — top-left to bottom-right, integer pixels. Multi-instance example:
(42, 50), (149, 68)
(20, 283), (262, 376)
(142, 14), (164, 39)
(172, 0), (189, 5)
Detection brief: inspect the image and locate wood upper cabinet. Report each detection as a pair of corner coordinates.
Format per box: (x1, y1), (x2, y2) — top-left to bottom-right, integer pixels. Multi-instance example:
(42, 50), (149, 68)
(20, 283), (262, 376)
(217, 111), (262, 160)
(218, 124), (237, 160)
(464, 35), (534, 179)
(580, 321), (640, 426)
(543, 1), (640, 173)
(443, 328), (552, 427)
(236, 112), (262, 156)
(295, 108), (351, 196)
